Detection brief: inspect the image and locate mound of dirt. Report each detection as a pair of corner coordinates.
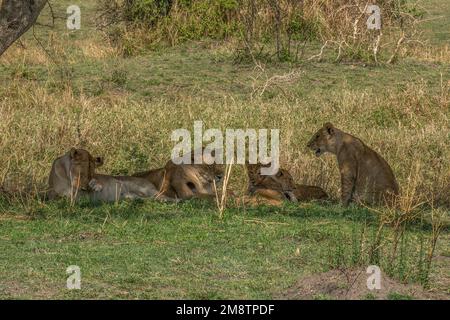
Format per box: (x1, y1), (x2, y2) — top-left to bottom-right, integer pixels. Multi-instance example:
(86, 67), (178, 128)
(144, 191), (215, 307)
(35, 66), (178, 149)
(275, 268), (448, 300)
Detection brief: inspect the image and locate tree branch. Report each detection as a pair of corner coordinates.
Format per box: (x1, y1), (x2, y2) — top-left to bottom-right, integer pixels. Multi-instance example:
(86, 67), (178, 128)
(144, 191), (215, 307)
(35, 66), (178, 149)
(0, 0), (48, 56)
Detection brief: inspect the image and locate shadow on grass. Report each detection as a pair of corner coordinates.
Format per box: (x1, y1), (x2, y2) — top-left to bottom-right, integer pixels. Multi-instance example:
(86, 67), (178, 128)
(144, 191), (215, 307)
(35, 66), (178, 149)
(0, 195), (446, 233)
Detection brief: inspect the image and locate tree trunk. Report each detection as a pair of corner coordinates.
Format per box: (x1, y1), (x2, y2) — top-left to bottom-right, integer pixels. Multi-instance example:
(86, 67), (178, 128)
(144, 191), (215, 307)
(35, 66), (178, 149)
(0, 0), (48, 56)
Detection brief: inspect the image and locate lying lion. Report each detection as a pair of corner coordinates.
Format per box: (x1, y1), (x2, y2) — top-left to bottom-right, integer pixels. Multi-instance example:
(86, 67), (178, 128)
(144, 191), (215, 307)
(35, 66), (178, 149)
(48, 148), (177, 202)
(87, 174), (177, 203)
(242, 163), (328, 206)
(307, 122), (399, 206)
(134, 150), (224, 201)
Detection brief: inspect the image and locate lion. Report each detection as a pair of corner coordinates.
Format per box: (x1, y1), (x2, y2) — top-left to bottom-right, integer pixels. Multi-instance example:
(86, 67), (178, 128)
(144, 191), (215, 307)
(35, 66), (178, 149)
(244, 163), (328, 206)
(47, 148), (102, 200)
(307, 122), (399, 206)
(87, 174), (177, 203)
(133, 149), (224, 200)
(48, 148), (176, 203)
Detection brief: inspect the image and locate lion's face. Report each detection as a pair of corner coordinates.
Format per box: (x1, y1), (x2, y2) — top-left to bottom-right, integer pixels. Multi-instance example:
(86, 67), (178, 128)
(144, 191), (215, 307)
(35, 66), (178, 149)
(173, 147), (224, 184)
(69, 148), (103, 191)
(307, 122), (338, 156)
(247, 164), (296, 193)
(196, 164), (224, 187)
(259, 168), (296, 192)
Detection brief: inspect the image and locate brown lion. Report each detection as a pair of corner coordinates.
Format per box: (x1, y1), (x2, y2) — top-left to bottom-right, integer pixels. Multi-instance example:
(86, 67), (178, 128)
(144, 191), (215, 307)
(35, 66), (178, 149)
(307, 122), (399, 206)
(48, 148), (102, 200)
(134, 149), (224, 201)
(48, 148), (177, 203)
(87, 174), (177, 203)
(244, 163), (328, 206)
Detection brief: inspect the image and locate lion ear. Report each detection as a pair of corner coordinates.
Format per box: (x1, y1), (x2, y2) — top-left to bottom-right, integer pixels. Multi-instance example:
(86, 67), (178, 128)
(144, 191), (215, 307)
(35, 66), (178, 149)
(95, 157), (104, 167)
(70, 148), (79, 159)
(324, 122), (335, 135)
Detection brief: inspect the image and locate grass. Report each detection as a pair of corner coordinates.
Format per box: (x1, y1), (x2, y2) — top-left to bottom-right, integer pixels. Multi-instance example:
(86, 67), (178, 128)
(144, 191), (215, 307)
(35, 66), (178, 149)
(0, 0), (449, 299)
(0, 199), (448, 299)
(387, 292), (414, 300)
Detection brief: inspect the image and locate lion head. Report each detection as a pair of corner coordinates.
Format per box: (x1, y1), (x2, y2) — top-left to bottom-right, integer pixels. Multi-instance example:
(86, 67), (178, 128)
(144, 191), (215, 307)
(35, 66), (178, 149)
(69, 148), (103, 191)
(306, 122), (340, 156)
(247, 163), (296, 193)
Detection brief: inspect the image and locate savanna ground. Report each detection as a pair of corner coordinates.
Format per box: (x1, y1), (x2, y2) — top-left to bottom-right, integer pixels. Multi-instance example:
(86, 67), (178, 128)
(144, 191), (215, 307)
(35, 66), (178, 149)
(0, 0), (449, 299)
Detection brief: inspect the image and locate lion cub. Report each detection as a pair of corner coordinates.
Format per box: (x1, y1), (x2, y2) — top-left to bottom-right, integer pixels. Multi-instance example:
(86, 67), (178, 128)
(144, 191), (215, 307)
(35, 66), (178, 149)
(307, 122), (399, 206)
(244, 163), (328, 206)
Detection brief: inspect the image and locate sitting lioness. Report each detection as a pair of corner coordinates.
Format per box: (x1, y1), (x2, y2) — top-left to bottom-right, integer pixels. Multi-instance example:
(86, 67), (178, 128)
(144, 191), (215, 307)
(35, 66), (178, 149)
(134, 151), (224, 200)
(307, 122), (399, 206)
(244, 163), (328, 206)
(48, 148), (102, 200)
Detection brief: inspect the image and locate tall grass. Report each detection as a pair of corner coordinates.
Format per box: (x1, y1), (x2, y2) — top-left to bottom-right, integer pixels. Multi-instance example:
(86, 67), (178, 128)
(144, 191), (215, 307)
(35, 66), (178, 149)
(327, 202), (447, 287)
(97, 0), (422, 62)
(0, 77), (448, 207)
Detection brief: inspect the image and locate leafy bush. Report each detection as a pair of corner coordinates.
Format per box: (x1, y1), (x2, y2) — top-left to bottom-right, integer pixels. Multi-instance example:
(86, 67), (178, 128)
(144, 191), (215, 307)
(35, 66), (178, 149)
(97, 0), (422, 63)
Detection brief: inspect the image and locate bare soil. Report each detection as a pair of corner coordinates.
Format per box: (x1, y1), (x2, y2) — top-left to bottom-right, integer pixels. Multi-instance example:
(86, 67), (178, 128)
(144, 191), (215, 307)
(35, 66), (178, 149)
(275, 268), (449, 300)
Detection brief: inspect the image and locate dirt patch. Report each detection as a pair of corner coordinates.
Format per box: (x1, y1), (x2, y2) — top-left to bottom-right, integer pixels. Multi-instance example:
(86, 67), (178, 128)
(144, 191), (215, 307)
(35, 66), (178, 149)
(0, 280), (60, 299)
(275, 268), (449, 300)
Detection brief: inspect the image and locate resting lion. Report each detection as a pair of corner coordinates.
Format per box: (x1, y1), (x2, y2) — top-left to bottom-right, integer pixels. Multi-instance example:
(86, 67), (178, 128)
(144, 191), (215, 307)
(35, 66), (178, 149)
(307, 122), (399, 206)
(48, 148), (176, 203)
(134, 152), (224, 201)
(47, 148), (102, 200)
(243, 163), (328, 206)
(88, 174), (177, 203)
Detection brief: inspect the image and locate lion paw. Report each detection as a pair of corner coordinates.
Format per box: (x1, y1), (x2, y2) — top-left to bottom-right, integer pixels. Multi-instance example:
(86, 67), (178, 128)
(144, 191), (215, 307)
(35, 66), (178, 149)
(89, 179), (103, 192)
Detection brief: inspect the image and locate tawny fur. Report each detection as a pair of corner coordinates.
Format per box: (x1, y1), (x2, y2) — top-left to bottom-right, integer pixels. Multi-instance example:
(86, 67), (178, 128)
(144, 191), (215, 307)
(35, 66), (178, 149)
(244, 163), (328, 206)
(48, 148), (176, 203)
(47, 148), (100, 200)
(88, 174), (177, 203)
(134, 149), (224, 201)
(307, 122), (399, 206)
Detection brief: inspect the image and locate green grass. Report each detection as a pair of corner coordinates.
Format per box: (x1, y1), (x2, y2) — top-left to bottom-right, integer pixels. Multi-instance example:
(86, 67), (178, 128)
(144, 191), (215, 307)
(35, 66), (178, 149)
(0, 198), (447, 299)
(387, 292), (414, 300)
(1, 1), (448, 101)
(2, 40), (448, 101)
(420, 0), (450, 45)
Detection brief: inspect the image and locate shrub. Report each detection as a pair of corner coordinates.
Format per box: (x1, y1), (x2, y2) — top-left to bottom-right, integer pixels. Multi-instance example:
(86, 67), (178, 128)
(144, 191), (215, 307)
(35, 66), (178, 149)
(97, 0), (422, 63)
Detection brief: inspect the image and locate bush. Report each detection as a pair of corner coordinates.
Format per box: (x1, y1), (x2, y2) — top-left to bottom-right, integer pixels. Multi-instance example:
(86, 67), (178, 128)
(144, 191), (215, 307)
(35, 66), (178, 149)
(97, 0), (422, 63)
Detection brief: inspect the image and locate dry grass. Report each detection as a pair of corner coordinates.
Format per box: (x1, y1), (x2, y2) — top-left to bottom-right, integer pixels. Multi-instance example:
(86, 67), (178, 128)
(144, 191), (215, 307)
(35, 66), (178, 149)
(98, 0), (422, 62)
(2, 38), (118, 66)
(0, 0), (448, 209)
(407, 44), (450, 64)
(0, 75), (448, 207)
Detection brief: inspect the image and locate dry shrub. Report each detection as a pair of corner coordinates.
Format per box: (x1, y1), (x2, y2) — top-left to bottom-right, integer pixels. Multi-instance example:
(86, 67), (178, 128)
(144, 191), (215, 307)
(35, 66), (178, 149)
(97, 0), (422, 62)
